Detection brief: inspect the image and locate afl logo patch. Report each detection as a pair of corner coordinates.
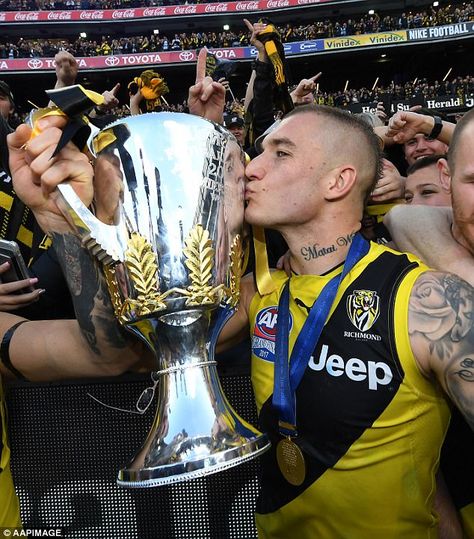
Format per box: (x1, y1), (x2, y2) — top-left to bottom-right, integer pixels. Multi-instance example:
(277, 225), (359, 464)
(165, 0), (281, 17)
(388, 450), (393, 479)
(252, 306), (293, 362)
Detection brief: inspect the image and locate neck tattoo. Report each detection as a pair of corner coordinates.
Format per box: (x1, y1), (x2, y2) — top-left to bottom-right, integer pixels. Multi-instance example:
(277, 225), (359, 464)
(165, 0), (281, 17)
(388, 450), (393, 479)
(300, 231), (357, 261)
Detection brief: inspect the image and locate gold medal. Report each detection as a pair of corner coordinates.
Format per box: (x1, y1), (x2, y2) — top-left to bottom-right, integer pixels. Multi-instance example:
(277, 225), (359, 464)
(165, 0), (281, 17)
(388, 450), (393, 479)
(276, 437), (306, 486)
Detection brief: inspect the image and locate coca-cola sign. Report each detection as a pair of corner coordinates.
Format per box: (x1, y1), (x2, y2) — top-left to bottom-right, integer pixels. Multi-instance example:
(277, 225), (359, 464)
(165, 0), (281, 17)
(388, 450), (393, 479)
(204, 3), (228, 12)
(14, 11), (40, 21)
(235, 1), (259, 10)
(79, 10), (104, 19)
(111, 9), (136, 19)
(143, 7), (167, 17)
(0, 0), (339, 24)
(265, 0), (290, 7)
(47, 10), (72, 20)
(173, 4), (197, 14)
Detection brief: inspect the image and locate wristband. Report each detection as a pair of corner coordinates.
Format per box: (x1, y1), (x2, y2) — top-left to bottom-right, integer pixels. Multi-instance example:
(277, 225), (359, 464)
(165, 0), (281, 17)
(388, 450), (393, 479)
(0, 320), (29, 380)
(427, 115), (443, 140)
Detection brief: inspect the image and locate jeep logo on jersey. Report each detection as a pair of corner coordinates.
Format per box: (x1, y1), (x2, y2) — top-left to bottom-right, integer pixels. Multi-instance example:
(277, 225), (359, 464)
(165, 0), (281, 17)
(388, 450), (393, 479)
(308, 344), (393, 390)
(252, 306), (293, 362)
(346, 289), (380, 332)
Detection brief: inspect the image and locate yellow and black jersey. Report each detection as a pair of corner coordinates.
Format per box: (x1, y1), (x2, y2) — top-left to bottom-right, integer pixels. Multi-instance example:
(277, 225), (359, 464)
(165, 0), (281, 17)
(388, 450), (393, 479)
(249, 242), (451, 539)
(0, 380), (21, 527)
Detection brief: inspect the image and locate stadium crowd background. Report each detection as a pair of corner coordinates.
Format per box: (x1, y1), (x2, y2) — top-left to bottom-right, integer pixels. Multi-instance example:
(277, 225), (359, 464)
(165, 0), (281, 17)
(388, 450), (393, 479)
(1, 0), (473, 122)
(7, 73), (473, 127)
(1, 1), (473, 58)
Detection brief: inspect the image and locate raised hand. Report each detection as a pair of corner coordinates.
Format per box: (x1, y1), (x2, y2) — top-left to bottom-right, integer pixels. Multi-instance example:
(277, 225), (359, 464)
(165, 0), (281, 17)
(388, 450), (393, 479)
(291, 73), (322, 105)
(188, 47), (226, 124)
(98, 82), (120, 113)
(7, 115), (94, 234)
(54, 51), (79, 88)
(243, 18), (268, 62)
(370, 158), (404, 202)
(385, 110), (453, 145)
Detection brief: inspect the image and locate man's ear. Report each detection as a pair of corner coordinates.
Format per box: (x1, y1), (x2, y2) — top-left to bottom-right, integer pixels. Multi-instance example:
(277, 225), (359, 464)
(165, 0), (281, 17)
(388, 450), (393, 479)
(437, 158), (451, 194)
(325, 165), (357, 201)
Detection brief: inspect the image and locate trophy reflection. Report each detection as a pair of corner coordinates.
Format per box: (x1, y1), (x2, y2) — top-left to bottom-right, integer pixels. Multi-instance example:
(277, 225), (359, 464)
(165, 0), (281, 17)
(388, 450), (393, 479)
(56, 112), (270, 487)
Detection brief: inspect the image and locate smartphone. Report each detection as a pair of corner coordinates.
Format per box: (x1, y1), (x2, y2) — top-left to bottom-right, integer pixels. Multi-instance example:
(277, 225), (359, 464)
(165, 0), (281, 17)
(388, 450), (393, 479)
(0, 239), (35, 293)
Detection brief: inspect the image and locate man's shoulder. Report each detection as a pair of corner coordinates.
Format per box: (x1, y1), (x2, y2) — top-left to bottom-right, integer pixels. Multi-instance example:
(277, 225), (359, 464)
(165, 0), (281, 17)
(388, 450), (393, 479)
(383, 205), (454, 262)
(384, 204), (453, 235)
(367, 238), (429, 269)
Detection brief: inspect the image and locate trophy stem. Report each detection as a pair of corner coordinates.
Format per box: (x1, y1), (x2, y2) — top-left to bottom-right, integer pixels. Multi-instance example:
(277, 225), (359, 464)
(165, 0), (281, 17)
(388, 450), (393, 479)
(118, 310), (269, 487)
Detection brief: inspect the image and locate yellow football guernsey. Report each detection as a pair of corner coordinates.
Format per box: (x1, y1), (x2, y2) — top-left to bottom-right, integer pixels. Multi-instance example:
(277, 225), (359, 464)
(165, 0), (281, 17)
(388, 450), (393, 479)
(0, 378), (21, 527)
(249, 242), (450, 539)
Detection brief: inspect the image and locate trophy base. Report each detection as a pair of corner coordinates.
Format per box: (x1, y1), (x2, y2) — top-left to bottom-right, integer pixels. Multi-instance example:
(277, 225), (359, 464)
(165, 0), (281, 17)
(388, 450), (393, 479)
(117, 434), (270, 487)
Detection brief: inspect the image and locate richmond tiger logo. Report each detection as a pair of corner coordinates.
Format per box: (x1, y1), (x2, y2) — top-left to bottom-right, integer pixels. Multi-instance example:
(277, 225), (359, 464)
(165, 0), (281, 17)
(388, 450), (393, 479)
(346, 290), (380, 332)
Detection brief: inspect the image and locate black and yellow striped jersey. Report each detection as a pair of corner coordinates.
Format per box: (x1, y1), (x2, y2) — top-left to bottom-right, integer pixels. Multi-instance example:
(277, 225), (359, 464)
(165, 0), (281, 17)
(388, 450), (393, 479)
(249, 242), (450, 539)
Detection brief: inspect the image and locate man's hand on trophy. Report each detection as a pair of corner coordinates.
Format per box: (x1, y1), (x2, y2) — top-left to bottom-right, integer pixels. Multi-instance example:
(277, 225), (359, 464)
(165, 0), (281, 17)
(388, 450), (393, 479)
(7, 115), (94, 234)
(188, 47), (226, 125)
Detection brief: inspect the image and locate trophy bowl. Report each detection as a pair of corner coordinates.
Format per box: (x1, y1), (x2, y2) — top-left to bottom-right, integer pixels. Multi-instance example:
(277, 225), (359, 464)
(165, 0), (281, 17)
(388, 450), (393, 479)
(56, 112), (270, 487)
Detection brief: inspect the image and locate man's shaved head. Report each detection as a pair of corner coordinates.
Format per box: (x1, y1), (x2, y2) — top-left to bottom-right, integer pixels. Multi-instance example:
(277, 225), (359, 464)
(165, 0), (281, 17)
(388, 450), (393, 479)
(448, 108), (474, 174)
(284, 104), (383, 203)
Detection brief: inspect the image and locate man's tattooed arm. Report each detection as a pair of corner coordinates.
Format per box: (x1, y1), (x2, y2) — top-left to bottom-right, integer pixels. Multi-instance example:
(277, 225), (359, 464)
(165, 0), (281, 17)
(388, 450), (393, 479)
(409, 271), (474, 430)
(51, 232), (129, 359)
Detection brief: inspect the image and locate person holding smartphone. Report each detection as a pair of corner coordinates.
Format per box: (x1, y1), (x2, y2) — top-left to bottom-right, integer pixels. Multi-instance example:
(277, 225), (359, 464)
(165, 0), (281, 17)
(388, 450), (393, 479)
(0, 79), (76, 319)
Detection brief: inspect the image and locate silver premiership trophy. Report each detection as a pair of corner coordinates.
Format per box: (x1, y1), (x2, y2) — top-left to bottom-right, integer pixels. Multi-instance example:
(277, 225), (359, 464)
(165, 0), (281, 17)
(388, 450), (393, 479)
(56, 112), (270, 487)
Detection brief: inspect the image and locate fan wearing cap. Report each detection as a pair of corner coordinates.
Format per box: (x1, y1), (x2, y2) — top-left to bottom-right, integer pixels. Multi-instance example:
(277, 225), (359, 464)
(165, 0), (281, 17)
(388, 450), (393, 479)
(224, 113), (245, 146)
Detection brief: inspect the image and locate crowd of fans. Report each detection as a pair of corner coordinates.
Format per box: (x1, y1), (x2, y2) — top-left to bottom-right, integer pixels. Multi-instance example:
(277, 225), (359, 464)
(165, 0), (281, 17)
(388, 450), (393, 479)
(3, 3), (474, 59)
(1, 0), (471, 17)
(9, 74), (470, 127)
(321, 75), (474, 106)
(161, 73), (474, 111)
(1, 2), (473, 60)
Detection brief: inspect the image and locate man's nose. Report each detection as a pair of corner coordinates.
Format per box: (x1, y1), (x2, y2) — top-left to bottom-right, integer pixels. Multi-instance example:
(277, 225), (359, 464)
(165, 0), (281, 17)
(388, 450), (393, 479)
(415, 138), (429, 152)
(245, 156), (264, 181)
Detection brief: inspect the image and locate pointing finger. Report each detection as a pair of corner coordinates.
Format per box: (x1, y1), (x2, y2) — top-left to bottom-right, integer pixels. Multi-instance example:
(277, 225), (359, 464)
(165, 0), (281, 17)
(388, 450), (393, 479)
(309, 72), (322, 82)
(196, 47), (208, 84)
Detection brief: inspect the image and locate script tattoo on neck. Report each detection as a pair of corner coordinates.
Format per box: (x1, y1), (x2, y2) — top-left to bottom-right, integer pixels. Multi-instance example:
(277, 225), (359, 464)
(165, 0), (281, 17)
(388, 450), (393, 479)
(51, 232), (128, 356)
(300, 231), (357, 261)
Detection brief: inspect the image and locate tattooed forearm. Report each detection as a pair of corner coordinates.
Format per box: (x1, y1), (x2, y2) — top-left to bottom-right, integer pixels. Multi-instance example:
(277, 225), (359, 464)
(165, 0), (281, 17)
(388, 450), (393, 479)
(300, 232), (357, 261)
(409, 271), (474, 430)
(51, 232), (128, 356)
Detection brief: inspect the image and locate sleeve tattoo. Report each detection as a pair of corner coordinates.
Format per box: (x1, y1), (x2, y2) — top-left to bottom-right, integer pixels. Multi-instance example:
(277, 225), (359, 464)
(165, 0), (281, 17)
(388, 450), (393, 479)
(51, 232), (128, 357)
(409, 271), (474, 430)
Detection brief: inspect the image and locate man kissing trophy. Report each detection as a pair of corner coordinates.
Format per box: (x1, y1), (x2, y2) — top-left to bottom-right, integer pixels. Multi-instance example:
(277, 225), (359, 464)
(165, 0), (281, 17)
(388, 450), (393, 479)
(55, 111), (270, 487)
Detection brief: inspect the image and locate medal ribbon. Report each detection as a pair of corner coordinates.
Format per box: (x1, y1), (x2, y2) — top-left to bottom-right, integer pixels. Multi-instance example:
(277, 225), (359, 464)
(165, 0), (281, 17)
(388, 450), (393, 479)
(273, 233), (370, 437)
